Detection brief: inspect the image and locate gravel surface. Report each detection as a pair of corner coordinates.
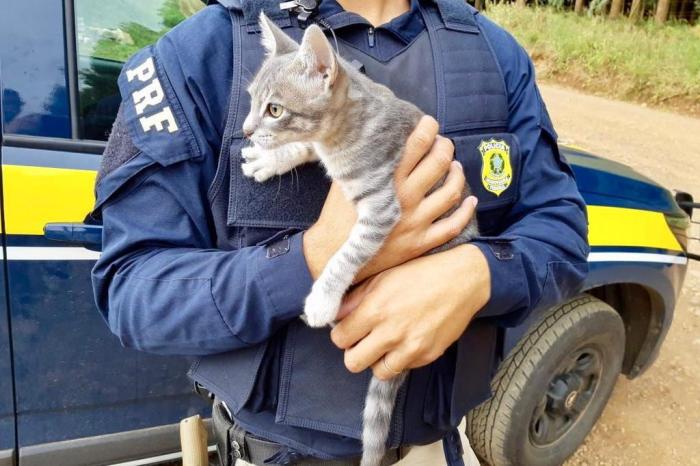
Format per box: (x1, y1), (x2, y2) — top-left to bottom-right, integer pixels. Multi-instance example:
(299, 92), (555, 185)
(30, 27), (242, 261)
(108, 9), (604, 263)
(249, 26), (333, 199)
(539, 84), (700, 466)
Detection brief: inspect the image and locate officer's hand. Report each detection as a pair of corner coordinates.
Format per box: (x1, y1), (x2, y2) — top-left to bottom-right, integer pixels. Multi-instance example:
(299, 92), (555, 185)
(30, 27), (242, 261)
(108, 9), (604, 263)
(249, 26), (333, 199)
(303, 115), (477, 281)
(330, 244), (491, 379)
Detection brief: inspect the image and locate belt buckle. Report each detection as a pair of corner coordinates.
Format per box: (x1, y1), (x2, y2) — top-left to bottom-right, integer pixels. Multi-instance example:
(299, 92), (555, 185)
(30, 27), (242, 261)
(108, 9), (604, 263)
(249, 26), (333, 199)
(279, 0), (319, 21)
(193, 381), (215, 401)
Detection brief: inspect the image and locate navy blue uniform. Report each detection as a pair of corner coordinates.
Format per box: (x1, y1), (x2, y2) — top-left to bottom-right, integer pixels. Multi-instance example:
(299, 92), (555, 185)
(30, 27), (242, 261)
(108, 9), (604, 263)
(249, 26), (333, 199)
(92, 0), (588, 462)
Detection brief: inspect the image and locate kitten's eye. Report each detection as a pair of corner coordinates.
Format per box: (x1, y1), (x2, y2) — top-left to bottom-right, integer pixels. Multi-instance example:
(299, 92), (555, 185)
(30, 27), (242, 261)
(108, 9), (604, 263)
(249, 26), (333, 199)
(267, 103), (284, 118)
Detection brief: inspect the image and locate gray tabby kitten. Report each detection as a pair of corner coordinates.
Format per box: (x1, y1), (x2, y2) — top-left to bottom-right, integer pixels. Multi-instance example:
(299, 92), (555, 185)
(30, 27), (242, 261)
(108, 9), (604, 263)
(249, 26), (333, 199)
(242, 14), (478, 466)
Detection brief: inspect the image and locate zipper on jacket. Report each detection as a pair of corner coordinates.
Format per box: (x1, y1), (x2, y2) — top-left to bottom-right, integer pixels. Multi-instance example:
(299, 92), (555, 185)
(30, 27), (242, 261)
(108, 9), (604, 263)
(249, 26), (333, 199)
(367, 26), (375, 47)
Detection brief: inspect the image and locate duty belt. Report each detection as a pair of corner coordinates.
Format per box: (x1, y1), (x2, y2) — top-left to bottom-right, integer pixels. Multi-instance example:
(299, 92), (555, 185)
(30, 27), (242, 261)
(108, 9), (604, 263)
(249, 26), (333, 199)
(212, 400), (409, 466)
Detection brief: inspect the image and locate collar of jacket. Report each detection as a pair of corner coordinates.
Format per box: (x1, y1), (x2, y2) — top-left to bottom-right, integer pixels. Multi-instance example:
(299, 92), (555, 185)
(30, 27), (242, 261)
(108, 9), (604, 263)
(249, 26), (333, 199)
(214, 0), (479, 33)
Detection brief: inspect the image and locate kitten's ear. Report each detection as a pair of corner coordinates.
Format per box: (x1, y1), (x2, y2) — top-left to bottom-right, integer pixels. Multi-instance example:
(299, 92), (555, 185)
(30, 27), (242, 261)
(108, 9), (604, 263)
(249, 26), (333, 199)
(298, 25), (338, 89)
(259, 12), (299, 56)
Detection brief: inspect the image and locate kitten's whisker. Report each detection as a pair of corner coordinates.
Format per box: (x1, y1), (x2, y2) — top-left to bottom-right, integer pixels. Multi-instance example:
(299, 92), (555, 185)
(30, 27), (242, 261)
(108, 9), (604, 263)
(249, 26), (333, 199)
(275, 173), (283, 200)
(240, 65), (255, 86)
(291, 166), (300, 191)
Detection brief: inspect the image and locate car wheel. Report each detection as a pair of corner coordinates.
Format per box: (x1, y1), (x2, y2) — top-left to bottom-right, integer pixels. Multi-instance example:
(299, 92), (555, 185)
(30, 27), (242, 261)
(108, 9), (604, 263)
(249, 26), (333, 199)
(466, 294), (625, 466)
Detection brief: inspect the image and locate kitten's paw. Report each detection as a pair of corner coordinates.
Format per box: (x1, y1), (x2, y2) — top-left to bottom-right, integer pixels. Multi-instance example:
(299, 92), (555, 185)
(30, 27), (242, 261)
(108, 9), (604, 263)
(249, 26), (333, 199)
(241, 152), (278, 182)
(302, 290), (341, 328)
(241, 145), (263, 162)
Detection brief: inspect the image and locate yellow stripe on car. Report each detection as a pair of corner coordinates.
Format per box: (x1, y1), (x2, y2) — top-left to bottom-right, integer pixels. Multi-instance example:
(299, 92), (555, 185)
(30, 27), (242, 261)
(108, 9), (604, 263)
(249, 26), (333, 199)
(587, 205), (682, 252)
(0, 165), (684, 256)
(3, 164), (96, 235)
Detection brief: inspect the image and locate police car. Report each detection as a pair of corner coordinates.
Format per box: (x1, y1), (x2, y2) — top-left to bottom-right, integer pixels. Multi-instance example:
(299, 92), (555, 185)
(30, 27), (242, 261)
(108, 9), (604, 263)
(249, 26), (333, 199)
(0, 1), (695, 465)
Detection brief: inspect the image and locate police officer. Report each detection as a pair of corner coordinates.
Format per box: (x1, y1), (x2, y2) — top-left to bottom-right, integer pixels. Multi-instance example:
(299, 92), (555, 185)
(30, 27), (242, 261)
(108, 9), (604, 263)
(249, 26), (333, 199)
(91, 0), (589, 465)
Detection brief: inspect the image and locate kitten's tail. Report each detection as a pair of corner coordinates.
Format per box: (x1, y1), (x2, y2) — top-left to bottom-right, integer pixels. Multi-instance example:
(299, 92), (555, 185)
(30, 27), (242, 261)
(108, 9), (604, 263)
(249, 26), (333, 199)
(361, 373), (408, 466)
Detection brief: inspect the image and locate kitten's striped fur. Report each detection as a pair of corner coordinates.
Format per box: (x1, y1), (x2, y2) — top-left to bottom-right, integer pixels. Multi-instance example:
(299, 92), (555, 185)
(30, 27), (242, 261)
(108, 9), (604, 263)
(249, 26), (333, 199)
(242, 14), (477, 466)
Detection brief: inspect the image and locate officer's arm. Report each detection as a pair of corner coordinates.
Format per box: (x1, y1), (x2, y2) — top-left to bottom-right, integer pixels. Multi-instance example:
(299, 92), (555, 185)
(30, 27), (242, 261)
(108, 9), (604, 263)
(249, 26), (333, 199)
(471, 20), (589, 325)
(92, 152), (312, 356)
(92, 17), (314, 356)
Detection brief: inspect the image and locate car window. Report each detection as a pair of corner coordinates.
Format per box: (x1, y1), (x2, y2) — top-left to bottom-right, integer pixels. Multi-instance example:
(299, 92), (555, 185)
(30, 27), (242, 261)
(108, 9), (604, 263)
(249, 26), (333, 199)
(0, 1), (71, 138)
(75, 0), (204, 141)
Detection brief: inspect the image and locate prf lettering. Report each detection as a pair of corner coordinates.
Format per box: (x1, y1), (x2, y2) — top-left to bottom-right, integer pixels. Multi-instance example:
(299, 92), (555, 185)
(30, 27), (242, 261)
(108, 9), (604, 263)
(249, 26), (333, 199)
(126, 57), (179, 133)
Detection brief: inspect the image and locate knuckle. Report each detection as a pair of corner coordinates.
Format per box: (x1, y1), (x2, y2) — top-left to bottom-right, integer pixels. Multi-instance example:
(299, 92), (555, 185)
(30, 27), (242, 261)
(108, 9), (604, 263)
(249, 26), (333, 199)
(386, 331), (402, 347)
(435, 136), (455, 155)
(455, 166), (466, 184)
(446, 223), (462, 238)
(422, 348), (445, 366)
(397, 189), (413, 208)
(405, 340), (422, 358)
(416, 354), (434, 367)
(432, 152), (452, 172)
(416, 337), (430, 354)
(417, 116), (439, 138)
(373, 367), (391, 381)
(408, 238), (424, 257)
(412, 130), (432, 149)
(345, 354), (362, 373)
(330, 329), (346, 348)
(447, 188), (462, 205)
(376, 307), (391, 325)
(345, 361), (362, 374)
(402, 216), (420, 233)
(433, 143), (454, 168)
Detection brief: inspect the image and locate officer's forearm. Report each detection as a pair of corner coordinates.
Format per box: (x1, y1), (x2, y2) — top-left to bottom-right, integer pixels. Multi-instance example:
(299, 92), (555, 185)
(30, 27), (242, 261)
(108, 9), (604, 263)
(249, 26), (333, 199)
(95, 234), (314, 355)
(471, 200), (589, 325)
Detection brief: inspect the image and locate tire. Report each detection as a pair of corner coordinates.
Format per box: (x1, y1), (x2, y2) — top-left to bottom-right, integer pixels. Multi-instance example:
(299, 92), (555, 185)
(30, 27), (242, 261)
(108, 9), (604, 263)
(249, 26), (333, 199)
(466, 295), (625, 466)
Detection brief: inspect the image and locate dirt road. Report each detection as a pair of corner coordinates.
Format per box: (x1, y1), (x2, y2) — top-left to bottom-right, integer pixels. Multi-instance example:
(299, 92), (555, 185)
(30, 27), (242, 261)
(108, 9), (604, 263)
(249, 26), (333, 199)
(539, 84), (700, 466)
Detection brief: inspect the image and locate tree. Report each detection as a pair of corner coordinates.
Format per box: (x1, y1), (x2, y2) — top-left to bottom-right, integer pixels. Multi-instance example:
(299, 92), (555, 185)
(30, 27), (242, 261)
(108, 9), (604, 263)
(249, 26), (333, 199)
(575, 0), (586, 13)
(516, 0), (527, 7)
(655, 0), (672, 22)
(629, 0), (645, 20)
(609, 0), (624, 17)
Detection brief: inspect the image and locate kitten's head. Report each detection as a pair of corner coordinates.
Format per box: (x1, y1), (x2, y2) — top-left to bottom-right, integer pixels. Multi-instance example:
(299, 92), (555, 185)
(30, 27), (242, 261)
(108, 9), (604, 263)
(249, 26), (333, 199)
(242, 13), (347, 149)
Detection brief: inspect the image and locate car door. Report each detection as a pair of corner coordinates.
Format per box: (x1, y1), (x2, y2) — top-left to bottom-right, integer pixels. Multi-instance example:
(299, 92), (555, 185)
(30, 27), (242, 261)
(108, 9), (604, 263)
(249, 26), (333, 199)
(0, 74), (17, 466)
(1, 1), (208, 464)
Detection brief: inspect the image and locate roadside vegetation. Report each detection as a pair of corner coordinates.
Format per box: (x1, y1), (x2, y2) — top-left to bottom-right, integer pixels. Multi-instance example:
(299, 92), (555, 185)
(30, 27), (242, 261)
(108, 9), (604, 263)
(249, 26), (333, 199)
(486, 4), (700, 115)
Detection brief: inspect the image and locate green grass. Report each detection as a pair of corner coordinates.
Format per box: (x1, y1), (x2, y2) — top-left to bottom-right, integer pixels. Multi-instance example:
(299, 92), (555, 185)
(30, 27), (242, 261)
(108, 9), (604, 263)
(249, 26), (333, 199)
(485, 4), (700, 115)
(81, 0), (204, 63)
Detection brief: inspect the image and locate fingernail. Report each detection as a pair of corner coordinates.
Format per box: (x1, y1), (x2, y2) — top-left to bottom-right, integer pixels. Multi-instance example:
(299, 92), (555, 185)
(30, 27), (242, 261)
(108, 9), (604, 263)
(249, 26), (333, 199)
(468, 196), (478, 207)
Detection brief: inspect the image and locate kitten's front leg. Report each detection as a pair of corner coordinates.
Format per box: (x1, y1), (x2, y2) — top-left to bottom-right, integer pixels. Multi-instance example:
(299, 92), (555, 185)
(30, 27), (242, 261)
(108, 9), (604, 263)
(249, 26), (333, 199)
(242, 143), (317, 182)
(304, 192), (401, 327)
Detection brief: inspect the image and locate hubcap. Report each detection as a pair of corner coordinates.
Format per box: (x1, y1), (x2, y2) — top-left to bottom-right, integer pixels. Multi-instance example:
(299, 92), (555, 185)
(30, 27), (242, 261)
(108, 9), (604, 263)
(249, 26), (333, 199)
(564, 390), (579, 410)
(529, 347), (603, 446)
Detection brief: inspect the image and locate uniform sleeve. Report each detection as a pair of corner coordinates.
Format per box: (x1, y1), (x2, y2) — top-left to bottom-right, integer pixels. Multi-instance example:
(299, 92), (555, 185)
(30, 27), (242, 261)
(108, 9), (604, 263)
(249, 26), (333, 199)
(471, 16), (590, 325)
(92, 152), (313, 356)
(92, 8), (313, 356)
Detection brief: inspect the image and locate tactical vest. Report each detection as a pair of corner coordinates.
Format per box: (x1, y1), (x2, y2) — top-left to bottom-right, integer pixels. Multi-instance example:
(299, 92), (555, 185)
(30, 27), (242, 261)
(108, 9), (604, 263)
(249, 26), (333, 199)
(190, 0), (521, 463)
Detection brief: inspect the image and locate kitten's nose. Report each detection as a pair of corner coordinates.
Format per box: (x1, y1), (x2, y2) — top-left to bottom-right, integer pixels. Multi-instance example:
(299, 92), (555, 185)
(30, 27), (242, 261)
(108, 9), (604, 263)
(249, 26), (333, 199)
(242, 117), (255, 138)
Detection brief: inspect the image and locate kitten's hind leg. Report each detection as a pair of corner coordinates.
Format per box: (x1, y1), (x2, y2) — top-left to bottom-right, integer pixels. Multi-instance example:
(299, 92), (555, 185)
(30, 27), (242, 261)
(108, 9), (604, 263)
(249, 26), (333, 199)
(303, 189), (400, 327)
(242, 142), (317, 182)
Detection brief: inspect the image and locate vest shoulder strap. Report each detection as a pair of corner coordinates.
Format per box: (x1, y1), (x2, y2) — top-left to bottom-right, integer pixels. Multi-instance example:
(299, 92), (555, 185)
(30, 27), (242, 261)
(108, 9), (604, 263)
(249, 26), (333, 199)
(432, 0), (480, 33)
(214, 0), (291, 25)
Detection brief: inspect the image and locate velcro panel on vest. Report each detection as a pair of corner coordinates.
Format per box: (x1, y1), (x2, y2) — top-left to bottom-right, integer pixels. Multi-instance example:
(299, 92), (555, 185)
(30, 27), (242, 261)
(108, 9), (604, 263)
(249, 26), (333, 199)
(432, 0), (480, 33)
(222, 0), (292, 31)
(98, 105), (140, 184)
(422, 2), (508, 133)
(437, 29), (508, 132)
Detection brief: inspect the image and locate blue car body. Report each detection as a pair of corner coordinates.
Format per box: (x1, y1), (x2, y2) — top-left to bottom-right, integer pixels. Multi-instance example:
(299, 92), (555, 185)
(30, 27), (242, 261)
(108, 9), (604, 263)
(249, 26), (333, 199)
(0, 1), (692, 465)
